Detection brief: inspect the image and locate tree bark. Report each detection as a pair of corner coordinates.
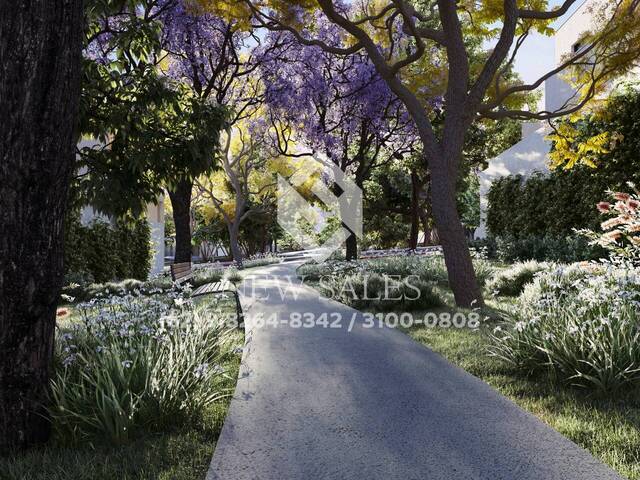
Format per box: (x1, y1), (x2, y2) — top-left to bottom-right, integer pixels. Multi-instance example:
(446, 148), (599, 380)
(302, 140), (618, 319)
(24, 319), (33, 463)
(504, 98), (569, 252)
(344, 229), (358, 260)
(168, 179), (193, 264)
(228, 223), (243, 267)
(0, 0), (83, 450)
(429, 161), (483, 307)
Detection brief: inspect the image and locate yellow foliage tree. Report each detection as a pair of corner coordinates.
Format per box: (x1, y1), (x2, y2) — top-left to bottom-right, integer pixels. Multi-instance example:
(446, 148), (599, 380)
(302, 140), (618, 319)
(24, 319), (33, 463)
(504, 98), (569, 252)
(200, 0), (640, 307)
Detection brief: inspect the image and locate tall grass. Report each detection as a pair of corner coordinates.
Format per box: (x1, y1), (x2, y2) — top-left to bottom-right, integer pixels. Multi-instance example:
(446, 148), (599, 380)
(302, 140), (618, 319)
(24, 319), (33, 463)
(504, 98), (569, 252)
(486, 260), (552, 297)
(51, 292), (237, 443)
(490, 263), (640, 393)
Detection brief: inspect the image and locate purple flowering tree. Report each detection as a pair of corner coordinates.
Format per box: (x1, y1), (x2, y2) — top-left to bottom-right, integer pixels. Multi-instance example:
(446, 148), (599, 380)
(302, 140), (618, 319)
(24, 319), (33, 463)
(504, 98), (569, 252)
(159, 2), (255, 262)
(261, 24), (418, 259)
(158, 0), (284, 263)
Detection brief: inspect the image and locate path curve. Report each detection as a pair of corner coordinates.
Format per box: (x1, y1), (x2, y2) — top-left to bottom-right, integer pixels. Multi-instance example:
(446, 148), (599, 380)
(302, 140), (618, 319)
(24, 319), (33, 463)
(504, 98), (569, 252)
(207, 262), (622, 480)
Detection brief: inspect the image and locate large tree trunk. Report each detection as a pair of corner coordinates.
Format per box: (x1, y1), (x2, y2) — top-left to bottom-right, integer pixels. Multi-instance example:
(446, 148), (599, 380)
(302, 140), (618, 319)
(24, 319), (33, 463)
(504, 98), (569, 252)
(429, 162), (483, 307)
(168, 179), (193, 264)
(0, 1), (83, 450)
(228, 223), (243, 267)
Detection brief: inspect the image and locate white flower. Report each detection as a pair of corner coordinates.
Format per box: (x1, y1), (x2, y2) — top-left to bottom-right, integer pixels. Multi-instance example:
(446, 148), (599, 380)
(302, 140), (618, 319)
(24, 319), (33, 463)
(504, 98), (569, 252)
(194, 363), (209, 378)
(493, 326), (503, 334)
(121, 360), (133, 369)
(514, 321), (526, 332)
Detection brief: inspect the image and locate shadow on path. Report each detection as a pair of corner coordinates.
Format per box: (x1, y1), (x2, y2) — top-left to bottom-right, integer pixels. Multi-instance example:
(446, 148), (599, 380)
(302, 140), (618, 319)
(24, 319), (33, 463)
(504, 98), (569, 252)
(207, 262), (622, 480)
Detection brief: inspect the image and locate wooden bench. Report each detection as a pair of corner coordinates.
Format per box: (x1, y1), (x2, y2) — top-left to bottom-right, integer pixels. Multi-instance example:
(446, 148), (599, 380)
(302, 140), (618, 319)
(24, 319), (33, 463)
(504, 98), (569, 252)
(170, 262), (243, 325)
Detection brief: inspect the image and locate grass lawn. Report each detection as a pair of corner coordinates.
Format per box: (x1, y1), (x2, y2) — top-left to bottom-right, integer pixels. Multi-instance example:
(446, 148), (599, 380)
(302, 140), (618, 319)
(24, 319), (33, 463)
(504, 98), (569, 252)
(0, 401), (233, 480)
(0, 295), (243, 480)
(408, 323), (640, 480)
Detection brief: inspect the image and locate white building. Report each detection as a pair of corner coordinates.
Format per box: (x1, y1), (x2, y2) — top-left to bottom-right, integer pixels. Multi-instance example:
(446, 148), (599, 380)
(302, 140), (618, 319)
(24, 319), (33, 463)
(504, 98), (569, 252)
(77, 138), (165, 276)
(476, 0), (614, 239)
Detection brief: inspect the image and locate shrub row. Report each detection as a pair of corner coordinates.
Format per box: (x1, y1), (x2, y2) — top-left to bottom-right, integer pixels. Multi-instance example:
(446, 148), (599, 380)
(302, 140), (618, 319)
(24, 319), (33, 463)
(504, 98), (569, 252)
(470, 234), (603, 263)
(64, 216), (152, 285)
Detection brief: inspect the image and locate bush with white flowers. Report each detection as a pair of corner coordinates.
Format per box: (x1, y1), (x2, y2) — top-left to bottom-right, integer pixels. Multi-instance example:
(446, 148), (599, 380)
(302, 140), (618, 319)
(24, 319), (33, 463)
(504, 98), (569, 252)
(489, 263), (640, 393)
(51, 289), (238, 443)
(486, 260), (553, 297)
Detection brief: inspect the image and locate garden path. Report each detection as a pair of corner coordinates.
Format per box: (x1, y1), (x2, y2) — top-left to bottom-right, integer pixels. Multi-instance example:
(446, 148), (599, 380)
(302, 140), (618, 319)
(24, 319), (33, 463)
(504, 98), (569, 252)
(207, 261), (622, 480)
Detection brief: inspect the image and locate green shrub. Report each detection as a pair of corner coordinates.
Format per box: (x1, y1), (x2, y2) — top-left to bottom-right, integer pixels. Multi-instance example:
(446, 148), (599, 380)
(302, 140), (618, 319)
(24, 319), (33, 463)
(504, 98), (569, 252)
(470, 257), (495, 287)
(224, 268), (242, 284)
(487, 88), (640, 247)
(494, 234), (603, 263)
(51, 293), (236, 443)
(299, 256), (449, 285)
(489, 264), (640, 393)
(64, 217), (152, 284)
(487, 261), (552, 297)
(298, 261), (335, 281)
(193, 266), (223, 287)
(241, 254), (280, 269)
(317, 271), (442, 311)
(364, 256), (449, 284)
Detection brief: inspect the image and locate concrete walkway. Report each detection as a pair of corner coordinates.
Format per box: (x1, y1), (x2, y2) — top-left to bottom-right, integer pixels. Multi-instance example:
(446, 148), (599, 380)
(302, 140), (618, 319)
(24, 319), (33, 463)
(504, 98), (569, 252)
(207, 262), (622, 480)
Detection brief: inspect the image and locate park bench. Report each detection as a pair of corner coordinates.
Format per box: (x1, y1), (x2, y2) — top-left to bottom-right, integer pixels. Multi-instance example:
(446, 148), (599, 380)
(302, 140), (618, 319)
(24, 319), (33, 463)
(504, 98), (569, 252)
(170, 262), (243, 325)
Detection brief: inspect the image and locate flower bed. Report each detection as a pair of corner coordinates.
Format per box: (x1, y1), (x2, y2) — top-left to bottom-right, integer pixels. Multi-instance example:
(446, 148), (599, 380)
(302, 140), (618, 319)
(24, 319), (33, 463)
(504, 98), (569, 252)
(490, 263), (640, 393)
(51, 290), (240, 443)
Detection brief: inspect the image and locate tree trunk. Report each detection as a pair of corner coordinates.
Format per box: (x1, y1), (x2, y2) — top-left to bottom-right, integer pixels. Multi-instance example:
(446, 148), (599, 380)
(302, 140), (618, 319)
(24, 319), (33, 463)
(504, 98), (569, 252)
(409, 171), (420, 250)
(429, 162), (484, 307)
(345, 230), (358, 260)
(0, 0), (83, 450)
(228, 223), (243, 267)
(168, 179), (193, 264)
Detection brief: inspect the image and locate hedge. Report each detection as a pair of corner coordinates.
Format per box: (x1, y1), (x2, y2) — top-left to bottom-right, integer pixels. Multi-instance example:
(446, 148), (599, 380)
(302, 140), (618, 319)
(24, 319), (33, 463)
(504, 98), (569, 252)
(64, 216), (152, 285)
(487, 86), (640, 241)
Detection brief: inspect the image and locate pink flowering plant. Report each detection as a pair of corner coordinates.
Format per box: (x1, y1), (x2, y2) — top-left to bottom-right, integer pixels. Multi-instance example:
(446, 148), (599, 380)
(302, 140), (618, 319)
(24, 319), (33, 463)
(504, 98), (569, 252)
(581, 186), (640, 262)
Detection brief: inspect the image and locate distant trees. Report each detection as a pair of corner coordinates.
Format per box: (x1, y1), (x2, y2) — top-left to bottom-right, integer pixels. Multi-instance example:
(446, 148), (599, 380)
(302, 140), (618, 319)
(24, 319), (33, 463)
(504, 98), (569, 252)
(220, 0), (640, 307)
(262, 23), (418, 259)
(79, 0), (227, 263)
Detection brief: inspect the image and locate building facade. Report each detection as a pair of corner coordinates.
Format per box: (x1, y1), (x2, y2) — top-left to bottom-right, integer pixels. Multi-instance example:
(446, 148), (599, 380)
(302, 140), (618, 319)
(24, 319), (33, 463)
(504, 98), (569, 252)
(476, 0), (596, 239)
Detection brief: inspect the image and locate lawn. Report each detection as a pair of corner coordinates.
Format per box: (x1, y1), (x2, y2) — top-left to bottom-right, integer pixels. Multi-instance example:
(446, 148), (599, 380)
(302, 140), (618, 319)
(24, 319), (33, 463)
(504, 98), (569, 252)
(0, 295), (243, 480)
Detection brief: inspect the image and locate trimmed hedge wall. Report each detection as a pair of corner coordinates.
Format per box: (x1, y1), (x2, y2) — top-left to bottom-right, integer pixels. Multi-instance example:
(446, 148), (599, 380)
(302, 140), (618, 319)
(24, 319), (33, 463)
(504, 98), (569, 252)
(64, 216), (152, 285)
(486, 171), (607, 237)
(487, 86), (640, 245)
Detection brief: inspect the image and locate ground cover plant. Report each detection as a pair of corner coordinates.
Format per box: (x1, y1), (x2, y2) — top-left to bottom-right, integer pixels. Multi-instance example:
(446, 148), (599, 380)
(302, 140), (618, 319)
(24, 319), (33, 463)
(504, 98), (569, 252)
(491, 262), (640, 393)
(0, 292), (243, 480)
(486, 260), (552, 297)
(61, 254), (280, 303)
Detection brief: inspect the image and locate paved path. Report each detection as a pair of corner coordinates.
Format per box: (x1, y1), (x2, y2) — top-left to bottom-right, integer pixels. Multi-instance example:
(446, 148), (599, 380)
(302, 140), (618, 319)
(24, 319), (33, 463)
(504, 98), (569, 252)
(207, 262), (622, 480)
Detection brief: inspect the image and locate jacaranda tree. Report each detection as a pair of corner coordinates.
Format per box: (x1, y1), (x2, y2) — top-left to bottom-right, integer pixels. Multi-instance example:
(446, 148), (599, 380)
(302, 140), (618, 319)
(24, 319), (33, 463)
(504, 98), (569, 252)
(210, 0), (640, 307)
(159, 0), (275, 261)
(261, 19), (418, 259)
